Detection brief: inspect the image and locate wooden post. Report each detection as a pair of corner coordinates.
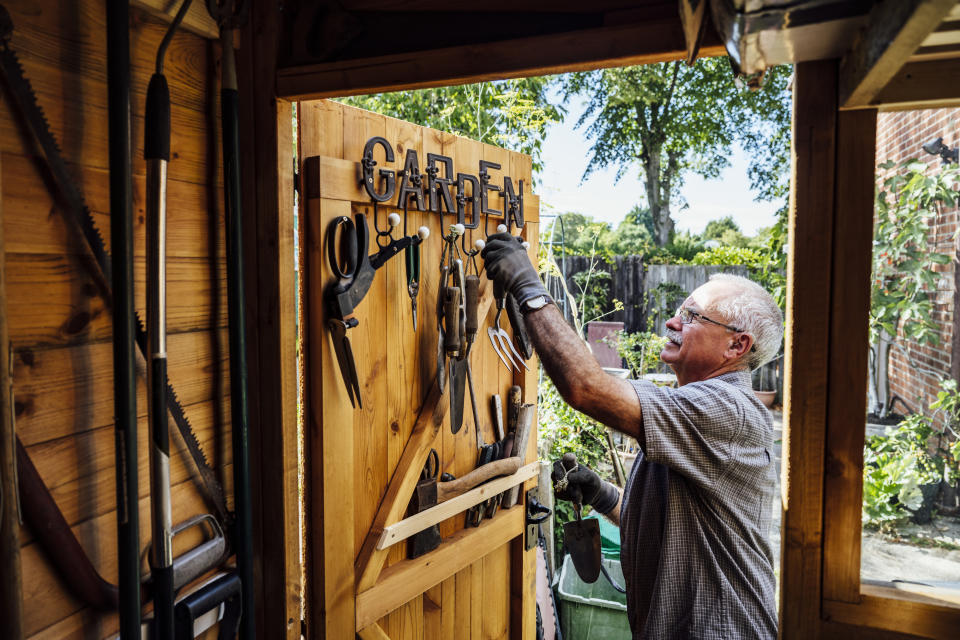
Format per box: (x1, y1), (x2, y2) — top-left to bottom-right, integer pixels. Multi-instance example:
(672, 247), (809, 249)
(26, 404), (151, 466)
(0, 149), (24, 640)
(779, 60), (838, 639)
(238, 3), (302, 637)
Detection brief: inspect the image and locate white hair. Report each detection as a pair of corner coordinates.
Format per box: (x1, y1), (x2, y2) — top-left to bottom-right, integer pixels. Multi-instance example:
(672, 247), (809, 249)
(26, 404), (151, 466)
(706, 273), (783, 370)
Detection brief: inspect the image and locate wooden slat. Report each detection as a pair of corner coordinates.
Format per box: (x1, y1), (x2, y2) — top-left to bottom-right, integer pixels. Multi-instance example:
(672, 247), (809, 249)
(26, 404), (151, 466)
(822, 109), (877, 604)
(355, 507), (523, 631)
(305, 195), (356, 639)
(779, 60), (838, 640)
(839, 0), (956, 108)
(375, 461), (538, 551)
(131, 0), (220, 40)
(824, 587), (960, 639)
(874, 59), (960, 110)
(277, 22), (722, 100)
(357, 622), (393, 640)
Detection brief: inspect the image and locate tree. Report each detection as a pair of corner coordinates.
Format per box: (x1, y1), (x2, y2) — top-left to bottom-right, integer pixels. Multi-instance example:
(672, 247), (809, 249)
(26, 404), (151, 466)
(563, 60), (791, 246)
(702, 216), (741, 241)
(338, 77), (563, 175)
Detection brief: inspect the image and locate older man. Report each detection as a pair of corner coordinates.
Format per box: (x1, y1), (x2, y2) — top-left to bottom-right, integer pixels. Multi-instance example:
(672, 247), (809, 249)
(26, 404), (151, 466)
(482, 233), (783, 640)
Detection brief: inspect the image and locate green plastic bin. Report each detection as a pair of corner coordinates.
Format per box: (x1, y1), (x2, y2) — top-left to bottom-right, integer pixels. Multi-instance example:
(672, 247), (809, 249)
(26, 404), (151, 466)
(555, 553), (631, 640)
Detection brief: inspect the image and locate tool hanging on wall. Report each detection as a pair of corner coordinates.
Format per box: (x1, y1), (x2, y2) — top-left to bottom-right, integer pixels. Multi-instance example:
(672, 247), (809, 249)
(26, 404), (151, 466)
(205, 0), (254, 637)
(146, 1), (194, 634)
(406, 449), (443, 559)
(104, 0), (141, 635)
(327, 212), (424, 408)
(0, 6), (229, 530)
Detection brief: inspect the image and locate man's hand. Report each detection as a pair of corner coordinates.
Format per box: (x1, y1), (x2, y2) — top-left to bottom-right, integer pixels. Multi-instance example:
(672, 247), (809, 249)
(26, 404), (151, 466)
(480, 232), (548, 306)
(551, 456), (620, 515)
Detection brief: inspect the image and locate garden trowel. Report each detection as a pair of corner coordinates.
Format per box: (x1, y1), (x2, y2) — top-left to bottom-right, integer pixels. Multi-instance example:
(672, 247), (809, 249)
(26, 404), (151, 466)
(559, 454), (602, 583)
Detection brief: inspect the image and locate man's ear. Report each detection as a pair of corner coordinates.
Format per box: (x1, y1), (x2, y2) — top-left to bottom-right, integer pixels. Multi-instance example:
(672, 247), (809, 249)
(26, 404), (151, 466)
(725, 333), (753, 360)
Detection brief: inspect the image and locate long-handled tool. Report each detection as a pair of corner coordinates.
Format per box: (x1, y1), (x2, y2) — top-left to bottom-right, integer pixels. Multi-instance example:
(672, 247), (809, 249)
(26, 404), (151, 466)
(104, 0), (141, 635)
(205, 1), (254, 636)
(146, 2), (195, 635)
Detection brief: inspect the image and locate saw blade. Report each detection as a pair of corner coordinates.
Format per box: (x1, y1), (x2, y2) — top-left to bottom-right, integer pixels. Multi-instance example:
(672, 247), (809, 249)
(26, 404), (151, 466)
(0, 12), (229, 526)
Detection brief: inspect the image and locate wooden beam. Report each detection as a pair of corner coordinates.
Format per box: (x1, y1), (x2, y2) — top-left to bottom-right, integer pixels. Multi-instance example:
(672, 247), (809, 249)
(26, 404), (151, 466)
(822, 109), (877, 604)
(779, 60), (838, 640)
(824, 585), (960, 639)
(131, 0), (220, 40)
(357, 623), (393, 640)
(375, 461), (539, 551)
(276, 22), (724, 100)
(873, 58), (960, 110)
(356, 507), (524, 631)
(353, 277), (494, 592)
(839, 0), (956, 108)
(238, 2), (301, 637)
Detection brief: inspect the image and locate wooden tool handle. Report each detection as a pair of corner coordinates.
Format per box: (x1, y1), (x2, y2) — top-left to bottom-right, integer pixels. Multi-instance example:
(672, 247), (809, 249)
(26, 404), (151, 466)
(507, 385), (521, 432)
(465, 275), (479, 336)
(437, 457), (521, 503)
(444, 286), (461, 353)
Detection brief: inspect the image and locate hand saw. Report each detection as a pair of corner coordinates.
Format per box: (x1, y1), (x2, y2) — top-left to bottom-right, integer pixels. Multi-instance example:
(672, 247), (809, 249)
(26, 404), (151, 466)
(0, 6), (230, 527)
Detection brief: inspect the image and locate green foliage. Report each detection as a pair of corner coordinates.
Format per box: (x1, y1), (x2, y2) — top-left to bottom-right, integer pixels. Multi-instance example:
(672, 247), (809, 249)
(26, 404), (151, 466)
(572, 269), (614, 325)
(871, 159), (959, 346)
(338, 77), (562, 176)
(664, 230), (704, 261)
(929, 379), (960, 484)
(563, 61), (791, 245)
(613, 330), (668, 378)
(690, 246), (766, 270)
(701, 216), (741, 241)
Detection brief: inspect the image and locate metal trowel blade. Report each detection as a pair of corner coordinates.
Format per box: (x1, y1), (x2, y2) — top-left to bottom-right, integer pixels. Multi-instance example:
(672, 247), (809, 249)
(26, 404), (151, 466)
(564, 517), (602, 583)
(450, 358), (467, 433)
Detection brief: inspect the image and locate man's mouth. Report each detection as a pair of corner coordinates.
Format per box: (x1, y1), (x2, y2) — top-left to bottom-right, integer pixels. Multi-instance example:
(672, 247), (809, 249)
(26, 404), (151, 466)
(665, 329), (683, 347)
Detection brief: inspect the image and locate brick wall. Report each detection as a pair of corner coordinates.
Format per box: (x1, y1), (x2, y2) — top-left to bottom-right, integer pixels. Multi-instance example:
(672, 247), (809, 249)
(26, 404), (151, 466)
(875, 108), (960, 426)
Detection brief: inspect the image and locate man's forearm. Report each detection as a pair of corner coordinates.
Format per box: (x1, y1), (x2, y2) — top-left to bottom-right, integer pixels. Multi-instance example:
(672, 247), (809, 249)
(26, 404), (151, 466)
(599, 487), (622, 527)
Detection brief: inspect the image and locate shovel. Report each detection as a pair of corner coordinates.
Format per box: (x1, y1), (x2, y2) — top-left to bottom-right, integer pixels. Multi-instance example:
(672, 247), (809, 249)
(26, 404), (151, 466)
(558, 454), (602, 583)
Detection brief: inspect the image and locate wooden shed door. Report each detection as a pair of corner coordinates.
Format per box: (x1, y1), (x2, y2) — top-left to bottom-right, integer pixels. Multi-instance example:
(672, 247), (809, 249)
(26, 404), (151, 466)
(299, 100), (541, 639)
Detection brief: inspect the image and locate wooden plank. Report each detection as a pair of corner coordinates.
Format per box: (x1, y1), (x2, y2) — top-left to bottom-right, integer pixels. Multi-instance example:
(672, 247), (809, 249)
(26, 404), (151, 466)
(13, 329), (229, 447)
(454, 565), (472, 640)
(375, 461), (539, 550)
(4, 252), (225, 348)
(822, 109), (877, 604)
(356, 506), (523, 632)
(131, 0), (220, 40)
(305, 194), (356, 639)
(423, 581), (443, 640)
(821, 619), (931, 640)
(483, 545), (509, 640)
(839, 0), (956, 108)
(873, 59), (960, 110)
(823, 587), (960, 639)
(277, 21), (723, 100)
(357, 622), (393, 640)
(779, 60), (838, 640)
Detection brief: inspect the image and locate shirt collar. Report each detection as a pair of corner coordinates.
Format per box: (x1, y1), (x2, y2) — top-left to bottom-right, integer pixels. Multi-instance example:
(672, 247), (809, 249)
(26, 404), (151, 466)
(710, 369), (753, 390)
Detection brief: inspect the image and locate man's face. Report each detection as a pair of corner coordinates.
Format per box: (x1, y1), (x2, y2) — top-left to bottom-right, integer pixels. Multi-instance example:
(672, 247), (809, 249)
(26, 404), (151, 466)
(660, 281), (742, 385)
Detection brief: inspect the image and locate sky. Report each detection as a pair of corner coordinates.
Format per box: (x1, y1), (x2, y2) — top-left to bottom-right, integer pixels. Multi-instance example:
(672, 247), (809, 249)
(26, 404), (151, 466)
(537, 96), (783, 236)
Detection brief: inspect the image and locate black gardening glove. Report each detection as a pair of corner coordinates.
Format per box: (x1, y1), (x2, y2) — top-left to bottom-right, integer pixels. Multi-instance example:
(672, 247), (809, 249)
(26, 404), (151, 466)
(480, 233), (549, 307)
(550, 453), (620, 515)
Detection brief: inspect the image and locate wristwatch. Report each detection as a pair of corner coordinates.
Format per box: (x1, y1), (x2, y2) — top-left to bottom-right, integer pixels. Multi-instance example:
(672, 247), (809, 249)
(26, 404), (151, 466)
(521, 295), (552, 314)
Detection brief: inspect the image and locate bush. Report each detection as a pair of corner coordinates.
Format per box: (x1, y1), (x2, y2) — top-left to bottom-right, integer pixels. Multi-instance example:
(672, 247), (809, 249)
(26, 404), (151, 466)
(690, 245), (767, 270)
(612, 330), (667, 379)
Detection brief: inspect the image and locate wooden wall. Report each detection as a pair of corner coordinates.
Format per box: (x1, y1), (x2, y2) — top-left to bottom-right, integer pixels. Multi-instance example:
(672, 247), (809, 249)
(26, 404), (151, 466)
(2, 1), (231, 637)
(300, 100), (539, 639)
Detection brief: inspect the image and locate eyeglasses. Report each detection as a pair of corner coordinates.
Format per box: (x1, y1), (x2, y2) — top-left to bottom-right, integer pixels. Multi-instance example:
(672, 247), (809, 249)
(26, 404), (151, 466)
(677, 307), (744, 333)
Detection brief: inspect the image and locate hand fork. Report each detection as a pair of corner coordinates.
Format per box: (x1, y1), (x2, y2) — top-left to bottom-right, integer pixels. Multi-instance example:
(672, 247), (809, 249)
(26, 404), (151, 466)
(488, 280), (530, 372)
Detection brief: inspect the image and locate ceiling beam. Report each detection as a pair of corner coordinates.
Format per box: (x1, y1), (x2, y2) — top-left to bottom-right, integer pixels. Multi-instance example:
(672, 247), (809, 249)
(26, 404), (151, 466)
(873, 58), (960, 110)
(838, 0), (956, 109)
(277, 21), (724, 100)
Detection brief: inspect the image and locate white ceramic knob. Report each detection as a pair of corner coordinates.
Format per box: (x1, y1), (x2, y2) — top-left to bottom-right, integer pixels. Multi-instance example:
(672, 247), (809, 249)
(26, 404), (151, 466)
(451, 223), (465, 236)
(387, 212), (401, 227)
(497, 224), (508, 233)
(417, 226), (430, 240)
(475, 239), (486, 250)
(522, 241), (530, 249)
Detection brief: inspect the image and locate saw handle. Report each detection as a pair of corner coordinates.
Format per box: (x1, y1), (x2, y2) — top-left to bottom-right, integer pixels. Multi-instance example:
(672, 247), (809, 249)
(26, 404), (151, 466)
(465, 274), (479, 338)
(444, 286), (461, 353)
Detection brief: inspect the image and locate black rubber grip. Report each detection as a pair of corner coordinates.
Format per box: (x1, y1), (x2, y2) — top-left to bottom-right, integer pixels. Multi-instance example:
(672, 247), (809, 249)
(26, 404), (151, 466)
(151, 357), (169, 456)
(144, 73), (170, 161)
(465, 275), (479, 336)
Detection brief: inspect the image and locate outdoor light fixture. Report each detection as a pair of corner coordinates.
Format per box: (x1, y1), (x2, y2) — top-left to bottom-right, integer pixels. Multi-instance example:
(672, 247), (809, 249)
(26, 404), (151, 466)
(921, 137), (959, 165)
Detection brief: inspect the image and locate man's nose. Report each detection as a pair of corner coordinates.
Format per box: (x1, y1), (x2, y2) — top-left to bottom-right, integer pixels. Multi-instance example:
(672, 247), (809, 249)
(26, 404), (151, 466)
(665, 314), (682, 331)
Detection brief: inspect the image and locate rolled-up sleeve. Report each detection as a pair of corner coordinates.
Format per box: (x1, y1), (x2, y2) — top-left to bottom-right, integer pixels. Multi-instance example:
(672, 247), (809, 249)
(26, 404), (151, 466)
(630, 379), (744, 491)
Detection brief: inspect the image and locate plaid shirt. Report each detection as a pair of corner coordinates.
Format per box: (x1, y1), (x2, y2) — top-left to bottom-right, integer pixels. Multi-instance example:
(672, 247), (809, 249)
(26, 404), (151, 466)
(618, 370), (777, 639)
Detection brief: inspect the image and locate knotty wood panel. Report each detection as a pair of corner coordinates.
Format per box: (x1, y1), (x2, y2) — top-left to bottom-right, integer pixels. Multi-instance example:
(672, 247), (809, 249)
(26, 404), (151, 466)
(302, 100), (539, 639)
(2, 2), (234, 637)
